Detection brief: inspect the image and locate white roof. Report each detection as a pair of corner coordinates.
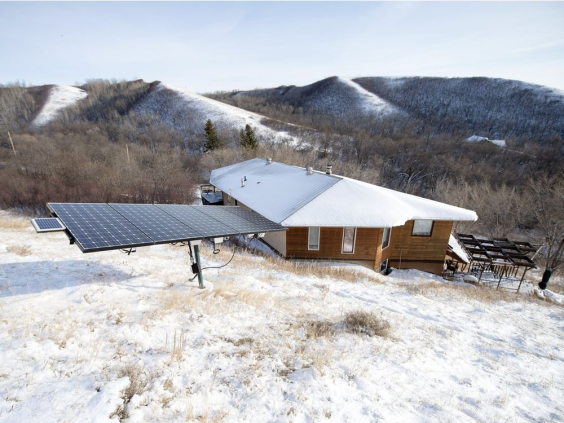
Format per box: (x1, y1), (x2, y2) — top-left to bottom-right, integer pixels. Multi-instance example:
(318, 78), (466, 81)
(210, 158), (478, 227)
(448, 234), (470, 263)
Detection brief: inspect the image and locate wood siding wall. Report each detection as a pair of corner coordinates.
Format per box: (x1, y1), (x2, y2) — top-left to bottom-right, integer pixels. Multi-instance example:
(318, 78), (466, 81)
(378, 220), (453, 275)
(286, 227), (380, 262)
(214, 187), (452, 275)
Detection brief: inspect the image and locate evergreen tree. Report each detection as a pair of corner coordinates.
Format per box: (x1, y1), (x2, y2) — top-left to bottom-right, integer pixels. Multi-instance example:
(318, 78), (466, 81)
(239, 124), (258, 150)
(203, 119), (221, 152)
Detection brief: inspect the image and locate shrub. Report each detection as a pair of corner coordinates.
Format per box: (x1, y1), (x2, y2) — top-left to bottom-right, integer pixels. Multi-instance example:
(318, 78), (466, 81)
(343, 311), (390, 338)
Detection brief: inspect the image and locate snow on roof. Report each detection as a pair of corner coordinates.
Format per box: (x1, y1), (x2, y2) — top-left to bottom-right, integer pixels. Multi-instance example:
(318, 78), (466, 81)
(210, 159), (340, 223)
(32, 85), (87, 127)
(448, 234), (470, 263)
(211, 159), (478, 227)
(465, 135), (489, 143)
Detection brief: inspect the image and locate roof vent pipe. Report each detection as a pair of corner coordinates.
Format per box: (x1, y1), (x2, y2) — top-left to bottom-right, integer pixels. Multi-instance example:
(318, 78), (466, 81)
(326, 164), (332, 175)
(306, 167), (313, 175)
(241, 176), (246, 187)
(266, 158), (272, 165)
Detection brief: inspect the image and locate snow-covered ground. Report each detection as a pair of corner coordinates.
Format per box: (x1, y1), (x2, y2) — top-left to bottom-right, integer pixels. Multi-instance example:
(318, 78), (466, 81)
(32, 85), (87, 127)
(0, 211), (563, 422)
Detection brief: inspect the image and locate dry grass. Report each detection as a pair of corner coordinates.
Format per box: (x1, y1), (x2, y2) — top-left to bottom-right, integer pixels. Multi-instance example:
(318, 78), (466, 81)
(6, 244), (31, 256)
(343, 311), (391, 338)
(398, 281), (550, 304)
(112, 364), (154, 420)
(210, 243), (382, 285)
(301, 319), (336, 338)
(0, 214), (30, 230)
(300, 311), (391, 340)
(169, 331), (185, 364)
(159, 291), (199, 313)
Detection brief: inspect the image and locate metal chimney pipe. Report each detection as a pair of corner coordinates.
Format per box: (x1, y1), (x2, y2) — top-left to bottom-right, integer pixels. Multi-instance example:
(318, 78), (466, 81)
(306, 166), (313, 175)
(266, 158), (272, 164)
(326, 164), (333, 175)
(241, 177), (245, 187)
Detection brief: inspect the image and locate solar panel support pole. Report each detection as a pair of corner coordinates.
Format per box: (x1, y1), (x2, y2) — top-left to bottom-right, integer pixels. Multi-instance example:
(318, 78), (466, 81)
(193, 244), (205, 289)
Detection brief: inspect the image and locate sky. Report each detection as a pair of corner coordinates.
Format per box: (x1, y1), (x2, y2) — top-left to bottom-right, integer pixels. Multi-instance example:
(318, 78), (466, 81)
(1, 2), (563, 92)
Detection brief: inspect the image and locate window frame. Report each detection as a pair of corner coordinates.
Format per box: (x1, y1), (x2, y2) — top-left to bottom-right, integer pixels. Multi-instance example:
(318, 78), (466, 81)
(341, 227), (357, 254)
(412, 220), (434, 237)
(382, 227), (392, 250)
(308, 227), (320, 251)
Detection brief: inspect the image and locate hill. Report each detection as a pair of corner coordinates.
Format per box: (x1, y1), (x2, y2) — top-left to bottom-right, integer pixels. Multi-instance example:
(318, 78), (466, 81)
(355, 76), (564, 141)
(230, 76), (399, 120)
(211, 76), (564, 141)
(1, 80), (297, 149)
(132, 82), (297, 145)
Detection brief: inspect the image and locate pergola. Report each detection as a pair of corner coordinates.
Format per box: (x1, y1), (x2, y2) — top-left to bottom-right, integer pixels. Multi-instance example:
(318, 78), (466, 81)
(455, 233), (539, 292)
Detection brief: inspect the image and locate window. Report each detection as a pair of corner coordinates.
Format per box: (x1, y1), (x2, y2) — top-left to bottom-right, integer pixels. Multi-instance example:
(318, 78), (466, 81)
(308, 227), (320, 250)
(342, 227), (356, 254)
(382, 227), (391, 249)
(412, 220), (434, 236)
(380, 258), (389, 274)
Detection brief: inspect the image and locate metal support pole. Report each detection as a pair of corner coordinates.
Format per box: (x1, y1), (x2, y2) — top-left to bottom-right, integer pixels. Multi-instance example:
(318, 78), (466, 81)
(193, 244), (204, 289)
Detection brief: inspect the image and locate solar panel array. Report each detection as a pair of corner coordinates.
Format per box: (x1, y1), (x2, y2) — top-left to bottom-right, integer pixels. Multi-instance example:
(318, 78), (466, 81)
(47, 203), (287, 253)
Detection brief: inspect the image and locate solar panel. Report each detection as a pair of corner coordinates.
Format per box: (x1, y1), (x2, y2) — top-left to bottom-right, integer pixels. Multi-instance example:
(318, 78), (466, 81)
(197, 206), (278, 234)
(156, 205), (239, 238)
(109, 204), (201, 243)
(31, 218), (66, 233)
(219, 207), (287, 232)
(48, 203), (154, 252)
(46, 203), (287, 253)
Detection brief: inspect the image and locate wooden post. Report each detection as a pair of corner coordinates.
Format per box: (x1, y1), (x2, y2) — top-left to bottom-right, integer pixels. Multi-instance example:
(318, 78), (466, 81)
(478, 264), (485, 283)
(7, 132), (16, 156)
(496, 272), (503, 290)
(517, 268), (529, 293)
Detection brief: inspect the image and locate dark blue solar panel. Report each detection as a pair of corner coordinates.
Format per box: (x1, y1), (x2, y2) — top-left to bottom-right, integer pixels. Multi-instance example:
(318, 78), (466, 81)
(212, 207), (284, 233)
(109, 204), (200, 243)
(48, 203), (154, 252)
(33, 218), (65, 231)
(155, 205), (237, 238)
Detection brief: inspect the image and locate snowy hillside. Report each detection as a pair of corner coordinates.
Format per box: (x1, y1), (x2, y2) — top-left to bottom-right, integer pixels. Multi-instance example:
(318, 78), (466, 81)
(231, 76), (400, 120)
(134, 83), (297, 144)
(1, 211), (563, 422)
(354, 76), (564, 140)
(32, 85), (87, 127)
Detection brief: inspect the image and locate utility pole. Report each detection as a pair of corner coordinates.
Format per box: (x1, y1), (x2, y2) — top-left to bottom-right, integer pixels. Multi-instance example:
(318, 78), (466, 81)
(8, 132), (16, 156)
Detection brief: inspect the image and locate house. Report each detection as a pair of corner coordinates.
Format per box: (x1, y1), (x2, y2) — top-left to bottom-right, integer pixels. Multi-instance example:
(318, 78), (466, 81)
(208, 158), (478, 275)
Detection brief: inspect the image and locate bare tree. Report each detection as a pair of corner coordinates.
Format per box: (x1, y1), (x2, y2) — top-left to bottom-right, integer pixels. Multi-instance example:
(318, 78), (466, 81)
(528, 175), (564, 286)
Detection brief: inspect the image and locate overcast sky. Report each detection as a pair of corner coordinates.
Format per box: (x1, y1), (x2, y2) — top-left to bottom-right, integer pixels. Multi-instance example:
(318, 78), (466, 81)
(1, 2), (563, 92)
